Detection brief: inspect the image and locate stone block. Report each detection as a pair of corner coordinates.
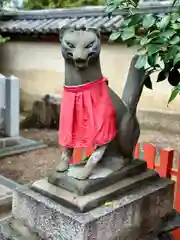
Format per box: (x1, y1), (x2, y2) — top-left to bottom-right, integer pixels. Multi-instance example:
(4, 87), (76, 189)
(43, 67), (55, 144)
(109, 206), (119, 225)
(10, 177), (174, 240)
(0, 218), (40, 240)
(0, 184), (12, 217)
(32, 169), (158, 212)
(48, 159), (147, 195)
(5, 76), (19, 137)
(0, 137), (46, 159)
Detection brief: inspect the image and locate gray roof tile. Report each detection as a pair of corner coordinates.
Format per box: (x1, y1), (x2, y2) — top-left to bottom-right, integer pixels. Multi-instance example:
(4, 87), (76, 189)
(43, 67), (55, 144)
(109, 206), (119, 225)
(0, 2), (177, 35)
(0, 16), (122, 34)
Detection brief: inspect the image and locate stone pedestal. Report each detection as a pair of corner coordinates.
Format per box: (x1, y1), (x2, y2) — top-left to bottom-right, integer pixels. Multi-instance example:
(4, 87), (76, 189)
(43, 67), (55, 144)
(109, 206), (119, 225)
(0, 160), (175, 240)
(0, 184), (12, 220)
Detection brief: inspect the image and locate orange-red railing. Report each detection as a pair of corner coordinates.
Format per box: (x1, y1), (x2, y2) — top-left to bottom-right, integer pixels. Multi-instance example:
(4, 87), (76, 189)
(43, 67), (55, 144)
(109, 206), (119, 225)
(135, 143), (180, 239)
(72, 144), (180, 239)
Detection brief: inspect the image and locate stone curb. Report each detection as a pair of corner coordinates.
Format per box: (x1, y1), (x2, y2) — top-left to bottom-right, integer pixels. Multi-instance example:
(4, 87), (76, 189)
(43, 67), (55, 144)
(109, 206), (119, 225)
(0, 175), (22, 191)
(0, 138), (47, 159)
(0, 176), (22, 220)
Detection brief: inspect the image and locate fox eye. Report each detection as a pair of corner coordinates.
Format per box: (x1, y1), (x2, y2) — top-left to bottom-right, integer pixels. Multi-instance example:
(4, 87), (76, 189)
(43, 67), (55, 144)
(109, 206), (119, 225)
(85, 41), (94, 49)
(66, 41), (75, 48)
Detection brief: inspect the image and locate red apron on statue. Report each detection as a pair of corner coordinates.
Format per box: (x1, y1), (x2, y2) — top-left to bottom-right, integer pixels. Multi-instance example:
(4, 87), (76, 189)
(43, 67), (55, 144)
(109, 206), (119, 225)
(58, 77), (117, 162)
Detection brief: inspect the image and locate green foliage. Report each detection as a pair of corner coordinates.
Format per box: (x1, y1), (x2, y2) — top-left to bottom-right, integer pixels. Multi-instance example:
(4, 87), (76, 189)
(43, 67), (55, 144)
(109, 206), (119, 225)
(24, 0), (104, 10)
(0, 0), (8, 9)
(0, 35), (9, 43)
(107, 0), (180, 102)
(0, 0), (10, 43)
(168, 84), (180, 104)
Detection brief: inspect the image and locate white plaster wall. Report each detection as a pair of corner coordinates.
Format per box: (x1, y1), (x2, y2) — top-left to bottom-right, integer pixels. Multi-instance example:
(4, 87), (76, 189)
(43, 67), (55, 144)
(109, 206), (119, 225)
(0, 41), (179, 113)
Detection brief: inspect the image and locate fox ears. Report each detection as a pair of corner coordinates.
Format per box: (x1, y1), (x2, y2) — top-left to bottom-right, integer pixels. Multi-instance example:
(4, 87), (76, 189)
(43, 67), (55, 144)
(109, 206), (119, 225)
(59, 26), (100, 42)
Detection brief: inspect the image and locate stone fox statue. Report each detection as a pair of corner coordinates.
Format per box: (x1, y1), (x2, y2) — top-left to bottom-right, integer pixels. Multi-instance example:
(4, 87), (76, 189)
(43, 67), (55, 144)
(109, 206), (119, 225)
(56, 27), (145, 180)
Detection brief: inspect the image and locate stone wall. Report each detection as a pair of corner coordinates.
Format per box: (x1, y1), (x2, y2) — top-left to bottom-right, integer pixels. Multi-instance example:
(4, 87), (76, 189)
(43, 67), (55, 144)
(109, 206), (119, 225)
(0, 41), (179, 113)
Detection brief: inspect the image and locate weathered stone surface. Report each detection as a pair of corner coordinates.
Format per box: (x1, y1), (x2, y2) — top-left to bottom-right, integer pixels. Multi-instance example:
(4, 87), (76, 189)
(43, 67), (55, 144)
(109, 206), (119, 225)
(0, 177), (22, 222)
(9, 178), (174, 240)
(0, 218), (40, 240)
(20, 95), (60, 129)
(0, 175), (22, 191)
(0, 137), (46, 158)
(33, 169), (158, 212)
(48, 159), (147, 195)
(0, 184), (12, 218)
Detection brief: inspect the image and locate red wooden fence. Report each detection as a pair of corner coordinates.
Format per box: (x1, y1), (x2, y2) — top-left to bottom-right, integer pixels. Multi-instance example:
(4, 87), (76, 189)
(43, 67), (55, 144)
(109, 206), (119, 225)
(72, 143), (180, 238)
(134, 143), (180, 239)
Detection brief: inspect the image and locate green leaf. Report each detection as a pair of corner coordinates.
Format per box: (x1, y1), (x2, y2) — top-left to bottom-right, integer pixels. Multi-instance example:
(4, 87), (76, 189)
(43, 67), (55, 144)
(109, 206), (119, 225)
(137, 46), (147, 55)
(168, 68), (180, 86)
(152, 37), (168, 45)
(167, 46), (179, 59)
(109, 32), (121, 41)
(128, 0), (137, 7)
(168, 87), (180, 104)
(106, 4), (117, 14)
(144, 75), (153, 89)
(160, 30), (176, 39)
(130, 14), (142, 25)
(157, 13), (166, 19)
(148, 53), (159, 66)
(171, 13), (179, 22)
(170, 36), (180, 45)
(146, 68), (156, 75)
(140, 36), (151, 45)
(144, 60), (151, 70)
(172, 0), (179, 7)
(108, 12), (112, 18)
(126, 39), (137, 47)
(172, 23), (180, 30)
(157, 15), (170, 29)
(148, 45), (161, 55)
(122, 18), (132, 26)
(165, 61), (173, 71)
(106, 0), (114, 4)
(173, 52), (180, 65)
(121, 27), (135, 41)
(135, 55), (147, 69)
(143, 14), (156, 29)
(157, 70), (168, 82)
(114, 0), (122, 4)
(148, 30), (161, 39)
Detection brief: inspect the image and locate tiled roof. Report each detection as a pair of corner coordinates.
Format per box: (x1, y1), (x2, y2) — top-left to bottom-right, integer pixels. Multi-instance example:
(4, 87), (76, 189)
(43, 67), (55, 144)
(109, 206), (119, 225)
(0, 1), (177, 35)
(0, 7), (124, 34)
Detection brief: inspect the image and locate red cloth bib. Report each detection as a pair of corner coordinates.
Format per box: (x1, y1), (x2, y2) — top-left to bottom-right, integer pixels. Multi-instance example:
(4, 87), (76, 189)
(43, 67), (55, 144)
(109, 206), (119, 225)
(58, 77), (117, 148)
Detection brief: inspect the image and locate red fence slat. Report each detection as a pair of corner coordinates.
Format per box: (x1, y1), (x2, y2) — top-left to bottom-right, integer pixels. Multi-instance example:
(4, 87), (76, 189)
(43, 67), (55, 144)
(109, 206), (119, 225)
(134, 143), (140, 159)
(174, 158), (180, 213)
(136, 143), (180, 239)
(72, 147), (83, 163)
(158, 148), (174, 178)
(144, 143), (156, 169)
(172, 229), (180, 239)
(85, 146), (94, 158)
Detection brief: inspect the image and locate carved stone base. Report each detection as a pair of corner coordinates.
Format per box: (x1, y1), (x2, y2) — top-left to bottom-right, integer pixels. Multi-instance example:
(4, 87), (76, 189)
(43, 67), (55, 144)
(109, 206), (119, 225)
(48, 158), (147, 195)
(0, 174), (174, 240)
(33, 168), (158, 212)
(0, 156), (176, 240)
